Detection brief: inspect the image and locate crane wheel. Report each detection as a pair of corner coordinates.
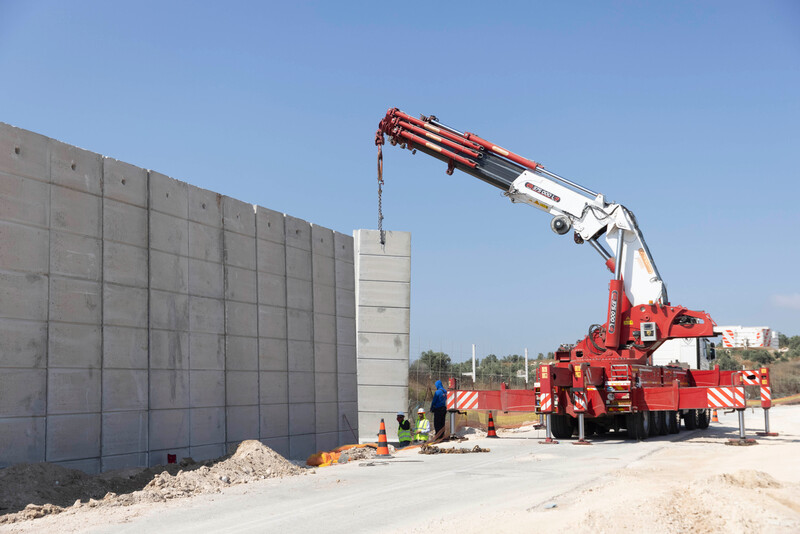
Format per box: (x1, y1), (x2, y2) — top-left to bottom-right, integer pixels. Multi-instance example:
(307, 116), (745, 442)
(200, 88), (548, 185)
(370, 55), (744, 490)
(697, 409), (711, 429)
(626, 412), (648, 440)
(667, 411), (680, 434)
(656, 411), (669, 435)
(550, 414), (575, 439)
(683, 409), (698, 430)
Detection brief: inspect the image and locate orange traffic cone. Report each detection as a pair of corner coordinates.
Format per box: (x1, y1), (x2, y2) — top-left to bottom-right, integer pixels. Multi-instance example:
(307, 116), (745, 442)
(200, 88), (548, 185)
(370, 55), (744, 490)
(711, 409), (719, 423)
(487, 412), (498, 438)
(376, 419), (391, 456)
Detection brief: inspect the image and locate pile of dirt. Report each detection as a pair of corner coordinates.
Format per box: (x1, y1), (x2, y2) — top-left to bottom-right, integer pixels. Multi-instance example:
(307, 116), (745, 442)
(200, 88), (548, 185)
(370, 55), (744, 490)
(0, 440), (304, 525)
(419, 444), (490, 455)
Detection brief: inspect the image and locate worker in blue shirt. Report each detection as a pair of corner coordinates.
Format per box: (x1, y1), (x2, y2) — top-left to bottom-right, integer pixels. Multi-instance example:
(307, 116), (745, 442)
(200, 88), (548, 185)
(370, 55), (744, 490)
(430, 379), (448, 440)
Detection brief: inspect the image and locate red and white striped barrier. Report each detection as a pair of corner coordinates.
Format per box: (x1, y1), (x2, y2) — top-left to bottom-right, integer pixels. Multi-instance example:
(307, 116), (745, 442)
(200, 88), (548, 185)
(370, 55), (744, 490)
(573, 390), (587, 412)
(539, 391), (553, 412)
(707, 386), (745, 409)
(446, 390), (479, 410)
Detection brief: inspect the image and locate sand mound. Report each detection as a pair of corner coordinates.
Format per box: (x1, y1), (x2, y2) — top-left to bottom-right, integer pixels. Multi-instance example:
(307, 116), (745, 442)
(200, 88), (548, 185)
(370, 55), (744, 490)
(713, 470), (782, 489)
(0, 440), (304, 525)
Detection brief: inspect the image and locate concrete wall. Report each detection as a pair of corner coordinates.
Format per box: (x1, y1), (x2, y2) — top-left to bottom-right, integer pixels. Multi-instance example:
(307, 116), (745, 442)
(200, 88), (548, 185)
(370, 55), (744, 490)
(354, 230), (410, 442)
(0, 122), (357, 472)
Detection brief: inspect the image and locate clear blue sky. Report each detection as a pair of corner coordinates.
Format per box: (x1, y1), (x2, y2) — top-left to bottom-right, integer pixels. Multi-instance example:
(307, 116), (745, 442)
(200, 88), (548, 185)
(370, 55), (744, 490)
(2, 1), (798, 361)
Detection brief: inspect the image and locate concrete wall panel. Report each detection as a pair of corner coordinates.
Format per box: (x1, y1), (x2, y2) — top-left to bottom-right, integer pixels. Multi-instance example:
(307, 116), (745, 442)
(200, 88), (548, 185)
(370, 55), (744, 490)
(226, 371), (258, 406)
(226, 301), (257, 337)
(223, 232), (256, 270)
(189, 296), (224, 334)
(357, 281), (410, 308)
(226, 405), (259, 442)
(47, 368), (101, 414)
(103, 369), (148, 411)
(188, 221), (222, 262)
(288, 340), (313, 372)
(259, 336), (288, 372)
(285, 216), (311, 251)
(288, 403), (315, 435)
(102, 411), (147, 456)
(149, 330), (189, 369)
(260, 403), (288, 438)
(288, 372), (315, 403)
(355, 230), (410, 257)
(0, 369), (46, 416)
(258, 272), (286, 307)
(49, 277), (101, 324)
(0, 417), (46, 466)
(50, 140), (102, 195)
(315, 402), (338, 434)
(226, 335), (258, 371)
(188, 186), (221, 226)
(222, 196), (255, 236)
(286, 247), (311, 281)
(190, 407), (225, 446)
(149, 370), (190, 409)
(103, 326), (148, 369)
(0, 272), (48, 321)
(0, 319), (47, 368)
(103, 158), (147, 206)
(356, 359), (408, 387)
(149, 290), (189, 331)
(103, 242), (148, 287)
(255, 207), (285, 244)
(225, 267), (257, 305)
(259, 371), (288, 405)
(148, 409), (190, 451)
(103, 199), (147, 247)
(48, 323), (101, 368)
(357, 333), (410, 360)
(357, 307), (410, 335)
(288, 434), (315, 460)
(149, 172), (188, 218)
(0, 173), (50, 227)
(314, 373), (337, 403)
(50, 185), (101, 237)
(258, 305), (287, 339)
(46, 413), (100, 462)
(256, 239), (285, 276)
(0, 124), (49, 181)
(189, 371), (225, 407)
(150, 211), (189, 256)
(189, 333), (225, 370)
(314, 342), (336, 373)
(188, 258), (223, 298)
(102, 453), (148, 472)
(1, 222), (49, 273)
(104, 283), (148, 327)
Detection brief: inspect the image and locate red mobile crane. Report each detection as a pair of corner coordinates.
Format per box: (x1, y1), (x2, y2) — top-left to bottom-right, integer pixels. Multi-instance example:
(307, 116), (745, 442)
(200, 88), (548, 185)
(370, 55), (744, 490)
(376, 108), (776, 443)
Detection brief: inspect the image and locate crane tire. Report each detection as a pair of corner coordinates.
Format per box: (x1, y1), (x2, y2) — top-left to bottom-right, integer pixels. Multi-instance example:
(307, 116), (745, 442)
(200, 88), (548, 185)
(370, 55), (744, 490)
(697, 408), (711, 429)
(683, 409), (698, 430)
(667, 411), (680, 434)
(551, 414), (575, 439)
(626, 412), (647, 440)
(656, 411), (669, 435)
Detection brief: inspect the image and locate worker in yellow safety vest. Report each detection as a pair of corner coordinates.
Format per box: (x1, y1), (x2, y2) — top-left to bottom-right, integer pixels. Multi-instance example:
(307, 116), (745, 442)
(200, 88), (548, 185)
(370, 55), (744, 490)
(396, 412), (412, 447)
(414, 408), (431, 442)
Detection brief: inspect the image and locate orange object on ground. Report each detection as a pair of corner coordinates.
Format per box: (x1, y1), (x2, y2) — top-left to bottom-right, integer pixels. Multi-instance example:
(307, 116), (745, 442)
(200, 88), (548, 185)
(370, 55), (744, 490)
(487, 412), (498, 438)
(376, 419), (391, 456)
(712, 409), (719, 423)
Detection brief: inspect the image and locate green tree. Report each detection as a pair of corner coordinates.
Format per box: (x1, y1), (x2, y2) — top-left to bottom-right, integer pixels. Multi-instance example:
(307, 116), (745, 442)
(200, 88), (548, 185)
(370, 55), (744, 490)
(418, 350), (452, 373)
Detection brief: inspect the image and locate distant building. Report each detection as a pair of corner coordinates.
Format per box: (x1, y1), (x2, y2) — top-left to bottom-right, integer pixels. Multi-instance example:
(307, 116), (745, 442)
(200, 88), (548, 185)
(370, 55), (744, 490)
(715, 326), (780, 349)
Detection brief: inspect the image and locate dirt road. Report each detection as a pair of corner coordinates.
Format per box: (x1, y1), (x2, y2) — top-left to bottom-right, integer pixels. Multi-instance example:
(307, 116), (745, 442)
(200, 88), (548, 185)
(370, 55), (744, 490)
(2, 406), (798, 533)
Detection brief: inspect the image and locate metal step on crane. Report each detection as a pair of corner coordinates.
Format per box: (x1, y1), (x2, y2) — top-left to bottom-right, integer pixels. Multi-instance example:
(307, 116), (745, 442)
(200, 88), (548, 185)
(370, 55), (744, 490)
(376, 108), (777, 444)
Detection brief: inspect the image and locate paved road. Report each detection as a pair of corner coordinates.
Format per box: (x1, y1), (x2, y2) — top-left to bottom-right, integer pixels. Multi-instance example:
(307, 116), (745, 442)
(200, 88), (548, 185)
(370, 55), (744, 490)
(85, 424), (694, 533)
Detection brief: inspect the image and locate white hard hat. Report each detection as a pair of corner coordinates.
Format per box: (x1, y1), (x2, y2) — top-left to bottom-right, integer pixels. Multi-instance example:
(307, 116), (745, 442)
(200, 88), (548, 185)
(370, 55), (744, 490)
(418, 408), (425, 414)
(396, 412), (404, 417)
